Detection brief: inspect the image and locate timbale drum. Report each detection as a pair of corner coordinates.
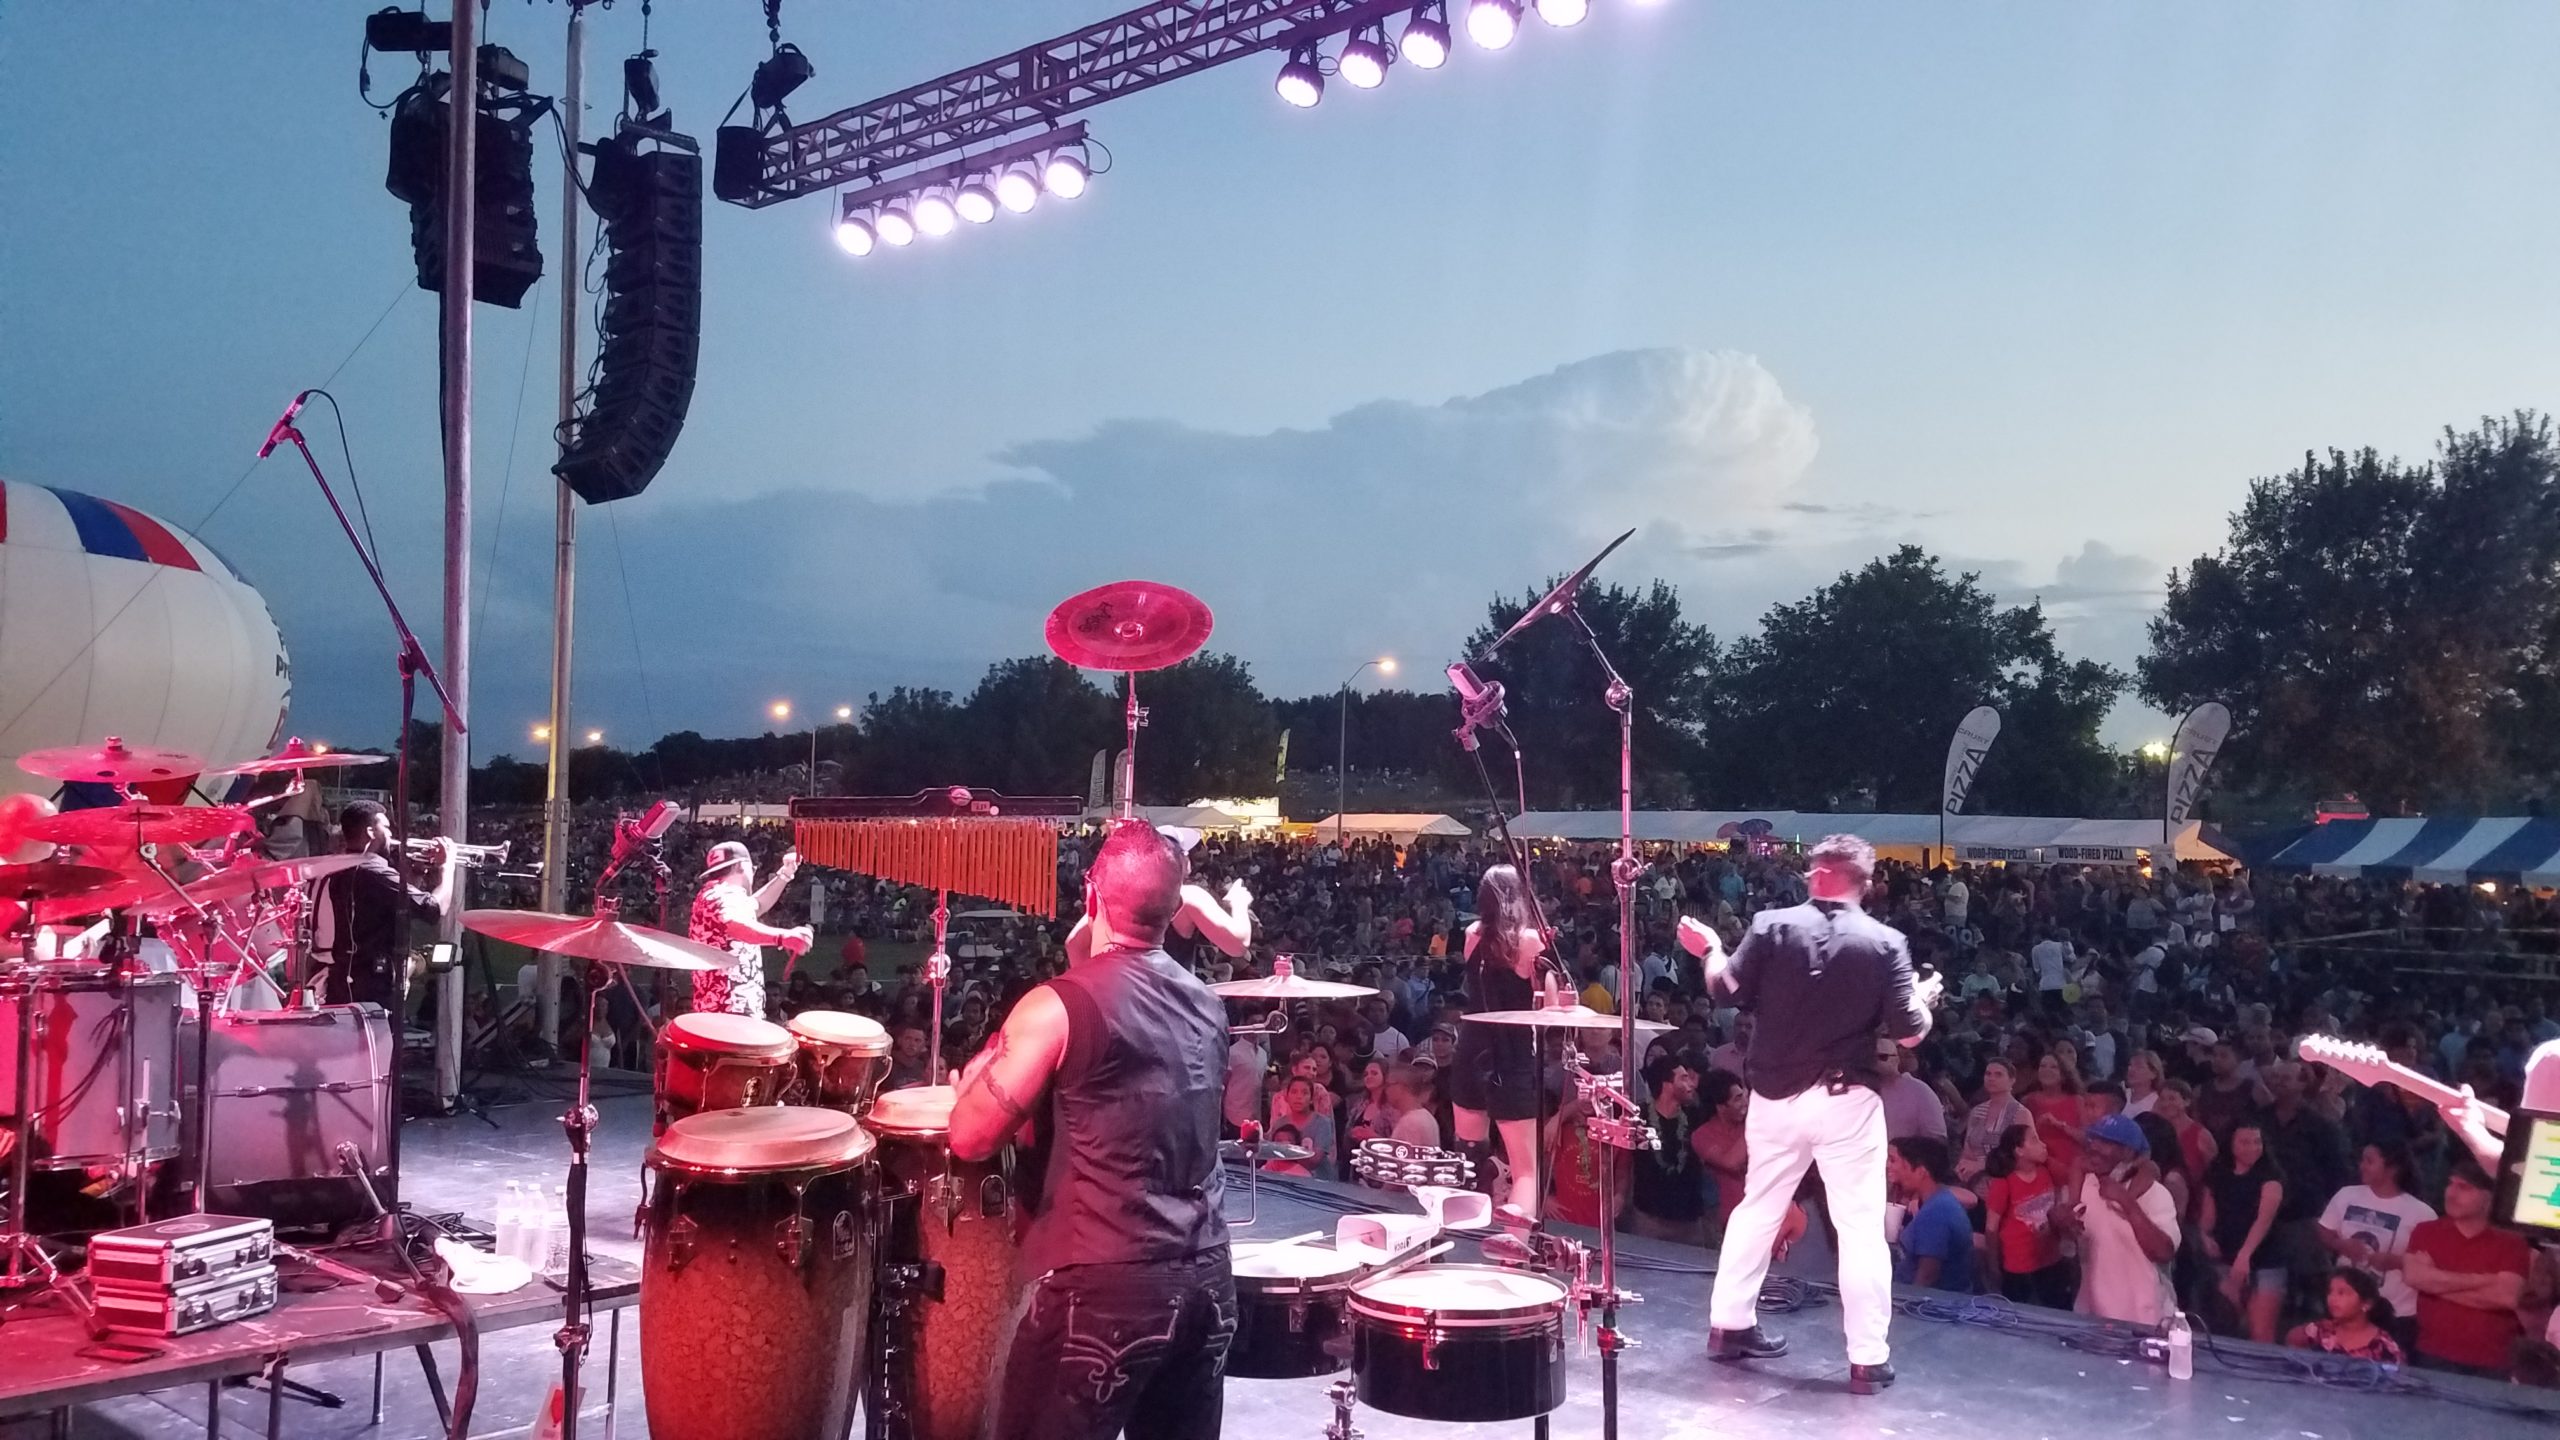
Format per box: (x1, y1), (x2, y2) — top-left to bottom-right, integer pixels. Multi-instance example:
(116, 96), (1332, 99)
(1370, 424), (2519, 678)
(640, 1106), (877, 1440)
(654, 1012), (796, 1132)
(865, 1084), (1020, 1440)
(1349, 1264), (1569, 1422)
(0, 966), (182, 1169)
(1228, 1241), (1366, 1380)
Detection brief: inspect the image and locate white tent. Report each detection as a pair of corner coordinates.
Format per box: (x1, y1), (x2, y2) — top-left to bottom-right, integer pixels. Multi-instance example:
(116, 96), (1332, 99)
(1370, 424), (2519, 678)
(1508, 811), (2233, 865)
(1304, 812), (1472, 842)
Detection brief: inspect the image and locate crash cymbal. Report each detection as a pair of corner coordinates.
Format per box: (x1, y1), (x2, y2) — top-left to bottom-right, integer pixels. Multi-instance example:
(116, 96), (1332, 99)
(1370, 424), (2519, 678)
(218, 741), (387, 776)
(1467, 1003), (1672, 1036)
(459, 909), (728, 971)
(1210, 957), (1376, 1001)
(16, 737), (206, 786)
(26, 803), (252, 849)
(138, 853), (372, 916)
(1044, 580), (1214, 673)
(1480, 527), (1636, 659)
(0, 861), (131, 903)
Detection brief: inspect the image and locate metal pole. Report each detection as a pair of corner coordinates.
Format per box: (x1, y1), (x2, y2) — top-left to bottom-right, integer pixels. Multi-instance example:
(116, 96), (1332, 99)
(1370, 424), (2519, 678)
(434, 0), (479, 1116)
(809, 726), (818, 795)
(539, 0), (585, 1052)
(1336, 683), (1347, 851)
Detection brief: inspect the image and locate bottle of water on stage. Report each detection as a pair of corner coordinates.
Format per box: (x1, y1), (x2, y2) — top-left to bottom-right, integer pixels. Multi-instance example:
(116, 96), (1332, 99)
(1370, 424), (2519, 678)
(545, 1184), (573, 1278)
(496, 1181), (526, 1266)
(2166, 1311), (2193, 1381)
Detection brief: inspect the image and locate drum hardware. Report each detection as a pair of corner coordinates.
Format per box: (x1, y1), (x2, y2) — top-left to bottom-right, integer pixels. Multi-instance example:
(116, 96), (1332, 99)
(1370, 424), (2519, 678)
(1350, 1138), (1480, 1193)
(23, 802), (256, 851)
(1044, 579), (1215, 821)
(460, 906), (724, 1440)
(1210, 956), (1378, 1003)
(14, 738), (209, 787)
(214, 742), (389, 777)
(0, 861), (126, 1334)
(1323, 1377), (1362, 1440)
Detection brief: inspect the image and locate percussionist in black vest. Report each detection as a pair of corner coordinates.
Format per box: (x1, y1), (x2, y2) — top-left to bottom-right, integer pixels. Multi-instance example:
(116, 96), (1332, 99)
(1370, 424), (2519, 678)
(950, 820), (1236, 1440)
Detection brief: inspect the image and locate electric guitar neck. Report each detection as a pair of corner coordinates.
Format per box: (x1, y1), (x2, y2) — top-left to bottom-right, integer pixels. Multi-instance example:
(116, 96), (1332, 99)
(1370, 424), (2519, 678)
(2296, 1033), (2511, 1134)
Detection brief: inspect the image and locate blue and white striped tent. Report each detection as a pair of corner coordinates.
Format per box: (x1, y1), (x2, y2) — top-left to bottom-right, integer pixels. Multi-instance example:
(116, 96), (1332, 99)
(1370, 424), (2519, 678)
(2263, 818), (2560, 887)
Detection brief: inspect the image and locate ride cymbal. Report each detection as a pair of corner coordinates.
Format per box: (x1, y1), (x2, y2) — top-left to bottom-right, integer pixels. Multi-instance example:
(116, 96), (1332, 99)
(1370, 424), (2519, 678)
(16, 737), (205, 786)
(26, 803), (252, 849)
(459, 909), (728, 971)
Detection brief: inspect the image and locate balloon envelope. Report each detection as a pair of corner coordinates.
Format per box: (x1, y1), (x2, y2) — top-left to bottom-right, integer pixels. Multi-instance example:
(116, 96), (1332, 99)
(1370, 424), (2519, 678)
(0, 481), (289, 797)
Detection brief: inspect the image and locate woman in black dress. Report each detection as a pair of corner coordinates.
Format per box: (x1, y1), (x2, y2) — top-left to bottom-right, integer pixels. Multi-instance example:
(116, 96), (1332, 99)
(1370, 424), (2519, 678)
(1451, 863), (1549, 1220)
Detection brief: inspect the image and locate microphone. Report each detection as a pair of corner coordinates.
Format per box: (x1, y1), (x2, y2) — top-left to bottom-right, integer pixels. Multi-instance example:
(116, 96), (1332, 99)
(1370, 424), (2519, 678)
(609, 799), (679, 868)
(1447, 662), (1508, 733)
(256, 390), (312, 460)
(637, 798), (678, 842)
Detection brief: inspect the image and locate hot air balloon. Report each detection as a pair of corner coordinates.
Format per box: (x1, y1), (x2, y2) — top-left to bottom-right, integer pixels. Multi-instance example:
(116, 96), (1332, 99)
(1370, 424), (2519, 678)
(0, 480), (290, 798)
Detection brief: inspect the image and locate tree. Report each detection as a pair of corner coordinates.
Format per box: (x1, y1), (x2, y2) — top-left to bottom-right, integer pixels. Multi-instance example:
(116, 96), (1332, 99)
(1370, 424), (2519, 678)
(1705, 547), (2125, 813)
(1126, 652), (1282, 803)
(1464, 579), (1719, 809)
(2140, 413), (2560, 810)
(959, 656), (1118, 796)
(844, 687), (967, 794)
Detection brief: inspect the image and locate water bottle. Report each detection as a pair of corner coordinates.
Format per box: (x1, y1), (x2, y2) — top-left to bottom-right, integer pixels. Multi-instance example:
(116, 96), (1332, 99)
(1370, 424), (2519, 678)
(2165, 1311), (2193, 1381)
(545, 1184), (573, 1278)
(494, 1181), (525, 1266)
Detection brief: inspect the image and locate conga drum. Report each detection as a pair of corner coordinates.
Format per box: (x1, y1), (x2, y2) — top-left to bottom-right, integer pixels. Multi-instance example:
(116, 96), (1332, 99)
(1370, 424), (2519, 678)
(866, 1085), (1021, 1440)
(641, 1107), (877, 1440)
(655, 1013), (797, 1133)
(786, 1011), (891, 1115)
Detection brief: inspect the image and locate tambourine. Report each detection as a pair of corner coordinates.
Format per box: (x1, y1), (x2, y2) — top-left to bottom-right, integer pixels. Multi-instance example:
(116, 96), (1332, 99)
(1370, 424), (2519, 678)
(1351, 1137), (1477, 1192)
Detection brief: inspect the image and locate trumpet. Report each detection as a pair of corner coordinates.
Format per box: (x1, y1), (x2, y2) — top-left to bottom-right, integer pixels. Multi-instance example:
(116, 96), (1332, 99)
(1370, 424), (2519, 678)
(399, 837), (513, 868)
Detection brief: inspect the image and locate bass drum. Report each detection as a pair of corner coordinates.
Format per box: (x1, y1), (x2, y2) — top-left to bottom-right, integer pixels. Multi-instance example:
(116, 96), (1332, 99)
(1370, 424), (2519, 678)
(641, 1107), (877, 1440)
(0, 967), (182, 1169)
(866, 1085), (1020, 1440)
(1228, 1242), (1365, 1379)
(1350, 1264), (1568, 1422)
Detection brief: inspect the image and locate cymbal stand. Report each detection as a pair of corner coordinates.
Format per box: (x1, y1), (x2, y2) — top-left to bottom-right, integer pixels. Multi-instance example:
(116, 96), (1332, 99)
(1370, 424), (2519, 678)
(0, 897), (101, 1334)
(1117, 673), (1146, 820)
(924, 889), (950, 1084)
(136, 852), (252, 1216)
(548, 958), (609, 1440)
(1321, 1377), (1361, 1440)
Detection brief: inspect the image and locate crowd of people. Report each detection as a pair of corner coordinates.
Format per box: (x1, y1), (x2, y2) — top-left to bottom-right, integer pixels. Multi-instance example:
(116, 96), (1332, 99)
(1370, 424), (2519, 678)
(452, 803), (2560, 1381)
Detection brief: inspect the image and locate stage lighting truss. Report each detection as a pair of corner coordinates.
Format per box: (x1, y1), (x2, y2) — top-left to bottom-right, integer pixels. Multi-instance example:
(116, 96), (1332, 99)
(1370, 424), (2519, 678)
(831, 123), (1094, 260)
(1283, 0), (1614, 106)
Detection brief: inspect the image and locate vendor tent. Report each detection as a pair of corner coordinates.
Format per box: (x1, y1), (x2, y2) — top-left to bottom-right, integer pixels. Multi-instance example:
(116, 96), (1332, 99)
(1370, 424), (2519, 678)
(1509, 811), (2236, 865)
(2263, 817), (2560, 887)
(1304, 812), (1472, 842)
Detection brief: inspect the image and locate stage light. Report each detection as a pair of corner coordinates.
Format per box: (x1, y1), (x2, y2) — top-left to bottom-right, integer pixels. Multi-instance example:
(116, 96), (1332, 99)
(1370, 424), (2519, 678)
(1535, 0), (1588, 25)
(876, 204), (916, 246)
(834, 211), (876, 256)
(995, 162), (1041, 213)
(1276, 46), (1323, 108)
(955, 180), (998, 224)
(1400, 5), (1452, 68)
(913, 188), (957, 237)
(1466, 0), (1522, 48)
(1339, 30), (1390, 89)
(1043, 149), (1090, 199)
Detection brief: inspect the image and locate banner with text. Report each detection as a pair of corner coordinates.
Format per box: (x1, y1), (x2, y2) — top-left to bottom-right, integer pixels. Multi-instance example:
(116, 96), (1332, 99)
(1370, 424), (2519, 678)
(1942, 705), (2004, 816)
(2166, 702), (2232, 828)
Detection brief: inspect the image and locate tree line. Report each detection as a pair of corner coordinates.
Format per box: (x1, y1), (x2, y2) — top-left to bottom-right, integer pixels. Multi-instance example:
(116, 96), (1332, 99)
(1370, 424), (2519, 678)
(433, 411), (2554, 822)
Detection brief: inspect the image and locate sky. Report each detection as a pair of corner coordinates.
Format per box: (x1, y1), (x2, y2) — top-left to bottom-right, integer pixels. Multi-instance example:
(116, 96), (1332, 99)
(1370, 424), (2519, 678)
(3, 2), (2556, 766)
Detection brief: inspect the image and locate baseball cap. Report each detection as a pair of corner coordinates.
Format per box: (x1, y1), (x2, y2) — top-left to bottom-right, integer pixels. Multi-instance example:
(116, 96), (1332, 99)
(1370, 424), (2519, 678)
(699, 841), (751, 882)
(2182, 1025), (2218, 1046)
(2086, 1113), (2149, 1155)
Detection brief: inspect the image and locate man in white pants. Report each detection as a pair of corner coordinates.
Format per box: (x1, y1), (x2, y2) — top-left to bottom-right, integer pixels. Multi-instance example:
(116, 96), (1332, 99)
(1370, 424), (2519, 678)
(1679, 834), (1941, 1394)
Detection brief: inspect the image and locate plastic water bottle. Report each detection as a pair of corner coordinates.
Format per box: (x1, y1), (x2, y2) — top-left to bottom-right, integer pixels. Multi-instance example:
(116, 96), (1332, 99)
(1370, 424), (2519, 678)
(494, 1181), (525, 1266)
(2166, 1311), (2193, 1381)
(544, 1184), (573, 1278)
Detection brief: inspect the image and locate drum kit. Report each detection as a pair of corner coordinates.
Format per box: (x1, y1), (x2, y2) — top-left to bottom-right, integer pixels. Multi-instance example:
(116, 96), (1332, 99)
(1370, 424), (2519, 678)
(0, 737), (396, 1329)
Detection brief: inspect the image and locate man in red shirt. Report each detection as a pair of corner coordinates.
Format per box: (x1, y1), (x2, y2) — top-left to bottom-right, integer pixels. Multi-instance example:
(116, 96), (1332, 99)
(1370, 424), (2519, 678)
(2403, 1158), (2529, 1379)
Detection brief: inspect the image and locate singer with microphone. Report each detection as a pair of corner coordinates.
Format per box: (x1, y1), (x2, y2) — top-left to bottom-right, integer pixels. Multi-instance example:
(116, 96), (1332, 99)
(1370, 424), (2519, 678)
(686, 840), (810, 1020)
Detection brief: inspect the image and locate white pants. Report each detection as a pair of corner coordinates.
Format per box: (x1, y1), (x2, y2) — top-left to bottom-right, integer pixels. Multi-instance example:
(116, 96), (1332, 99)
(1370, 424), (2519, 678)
(1708, 1083), (1893, 1366)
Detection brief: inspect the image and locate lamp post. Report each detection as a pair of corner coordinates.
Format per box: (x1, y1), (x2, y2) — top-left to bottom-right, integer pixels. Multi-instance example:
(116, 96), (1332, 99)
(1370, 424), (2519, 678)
(1337, 656), (1396, 848)
(772, 700), (808, 792)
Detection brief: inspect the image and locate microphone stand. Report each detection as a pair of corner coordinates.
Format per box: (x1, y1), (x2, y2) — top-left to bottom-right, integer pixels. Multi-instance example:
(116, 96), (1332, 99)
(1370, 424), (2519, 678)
(274, 417), (467, 1189)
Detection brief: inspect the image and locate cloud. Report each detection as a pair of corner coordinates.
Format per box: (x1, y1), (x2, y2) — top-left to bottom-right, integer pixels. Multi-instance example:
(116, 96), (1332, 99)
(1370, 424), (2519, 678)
(2041, 540), (2164, 604)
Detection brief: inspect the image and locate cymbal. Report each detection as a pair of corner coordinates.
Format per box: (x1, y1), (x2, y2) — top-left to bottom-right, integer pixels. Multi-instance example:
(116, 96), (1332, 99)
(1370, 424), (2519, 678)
(139, 853), (372, 916)
(1467, 1004), (1672, 1036)
(1044, 580), (1214, 673)
(1211, 959), (1375, 1001)
(0, 861), (131, 903)
(26, 803), (252, 848)
(16, 737), (207, 785)
(1480, 527), (1636, 659)
(1220, 1139), (1316, 1164)
(459, 909), (728, 971)
(218, 742), (387, 776)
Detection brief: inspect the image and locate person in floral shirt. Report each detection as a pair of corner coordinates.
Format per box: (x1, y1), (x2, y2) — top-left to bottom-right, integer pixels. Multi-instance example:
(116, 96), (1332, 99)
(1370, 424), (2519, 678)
(2287, 1269), (2405, 1366)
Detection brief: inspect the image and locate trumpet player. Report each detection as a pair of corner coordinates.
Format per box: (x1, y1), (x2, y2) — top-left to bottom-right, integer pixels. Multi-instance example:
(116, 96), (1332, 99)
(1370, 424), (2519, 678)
(311, 799), (458, 1010)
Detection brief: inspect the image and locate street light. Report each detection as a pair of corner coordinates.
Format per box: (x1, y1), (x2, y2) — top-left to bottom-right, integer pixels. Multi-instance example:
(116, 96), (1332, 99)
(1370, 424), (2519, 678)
(1338, 656), (1396, 848)
(532, 724), (552, 744)
(584, 729), (604, 746)
(835, 705), (854, 722)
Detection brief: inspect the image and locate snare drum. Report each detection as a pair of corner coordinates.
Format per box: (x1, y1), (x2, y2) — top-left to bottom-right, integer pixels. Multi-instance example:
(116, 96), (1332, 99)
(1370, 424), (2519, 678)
(654, 1013), (797, 1132)
(866, 1085), (1020, 1440)
(0, 968), (183, 1169)
(640, 1107), (877, 1440)
(785, 1011), (890, 1115)
(1229, 1242), (1365, 1379)
(1350, 1264), (1568, 1422)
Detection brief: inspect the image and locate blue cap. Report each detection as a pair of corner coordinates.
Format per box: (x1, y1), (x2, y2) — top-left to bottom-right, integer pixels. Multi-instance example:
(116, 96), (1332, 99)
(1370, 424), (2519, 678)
(2087, 1113), (2149, 1155)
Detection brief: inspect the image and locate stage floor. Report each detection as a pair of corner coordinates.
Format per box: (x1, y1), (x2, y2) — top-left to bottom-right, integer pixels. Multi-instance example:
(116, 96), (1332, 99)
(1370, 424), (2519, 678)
(6, 1079), (2554, 1439)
